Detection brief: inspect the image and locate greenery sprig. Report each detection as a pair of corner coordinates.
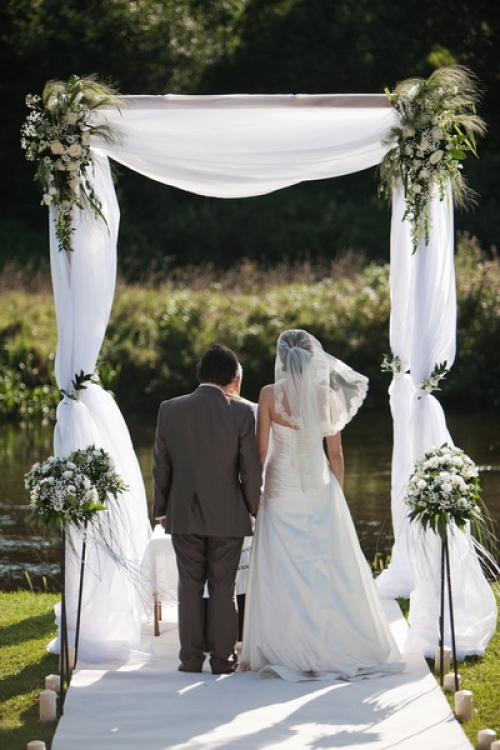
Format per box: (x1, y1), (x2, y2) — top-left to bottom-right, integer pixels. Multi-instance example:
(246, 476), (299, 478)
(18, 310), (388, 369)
(418, 361), (449, 395)
(381, 353), (406, 375)
(21, 75), (123, 253)
(379, 66), (486, 252)
(59, 370), (99, 401)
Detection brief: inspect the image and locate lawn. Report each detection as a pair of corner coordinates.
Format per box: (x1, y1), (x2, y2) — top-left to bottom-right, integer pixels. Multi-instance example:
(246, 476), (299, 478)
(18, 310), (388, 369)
(1, 590), (498, 748)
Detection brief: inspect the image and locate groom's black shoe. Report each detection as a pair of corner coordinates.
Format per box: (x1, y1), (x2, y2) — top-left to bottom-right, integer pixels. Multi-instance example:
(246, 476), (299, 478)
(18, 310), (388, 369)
(210, 652), (238, 675)
(178, 663), (203, 673)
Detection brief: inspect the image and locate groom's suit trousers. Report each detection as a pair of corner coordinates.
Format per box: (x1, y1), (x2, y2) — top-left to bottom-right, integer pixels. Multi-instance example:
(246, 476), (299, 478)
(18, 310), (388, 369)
(172, 533), (243, 673)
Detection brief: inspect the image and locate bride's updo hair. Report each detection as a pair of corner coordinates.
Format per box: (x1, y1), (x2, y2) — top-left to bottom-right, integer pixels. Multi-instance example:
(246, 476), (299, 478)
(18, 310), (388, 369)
(278, 329), (314, 372)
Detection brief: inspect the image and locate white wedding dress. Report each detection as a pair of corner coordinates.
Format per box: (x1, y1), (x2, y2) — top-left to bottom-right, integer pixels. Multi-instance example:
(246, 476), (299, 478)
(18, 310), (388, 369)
(240, 421), (405, 681)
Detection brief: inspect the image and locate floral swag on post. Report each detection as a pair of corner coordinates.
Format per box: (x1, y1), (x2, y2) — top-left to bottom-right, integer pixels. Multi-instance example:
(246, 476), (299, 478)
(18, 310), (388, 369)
(21, 75), (123, 253)
(379, 65), (486, 251)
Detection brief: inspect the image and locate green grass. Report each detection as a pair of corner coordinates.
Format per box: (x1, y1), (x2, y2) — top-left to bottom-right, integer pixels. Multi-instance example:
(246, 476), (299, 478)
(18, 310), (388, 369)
(0, 590), (499, 747)
(0, 591), (60, 750)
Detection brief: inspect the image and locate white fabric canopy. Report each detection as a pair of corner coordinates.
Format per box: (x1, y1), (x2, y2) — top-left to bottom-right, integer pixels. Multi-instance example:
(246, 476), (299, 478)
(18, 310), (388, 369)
(92, 94), (397, 196)
(47, 91), (495, 661)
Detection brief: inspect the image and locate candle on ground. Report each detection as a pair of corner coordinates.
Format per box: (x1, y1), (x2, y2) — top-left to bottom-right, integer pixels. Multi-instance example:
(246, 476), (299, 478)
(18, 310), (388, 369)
(45, 674), (60, 692)
(454, 690), (473, 722)
(39, 689), (57, 721)
(443, 672), (461, 691)
(59, 645), (75, 671)
(478, 729), (497, 749)
(434, 646), (451, 674)
(26, 742), (46, 750)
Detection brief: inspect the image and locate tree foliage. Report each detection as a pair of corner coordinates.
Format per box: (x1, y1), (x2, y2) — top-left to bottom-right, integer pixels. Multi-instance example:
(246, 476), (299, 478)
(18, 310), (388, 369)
(1, 0), (499, 273)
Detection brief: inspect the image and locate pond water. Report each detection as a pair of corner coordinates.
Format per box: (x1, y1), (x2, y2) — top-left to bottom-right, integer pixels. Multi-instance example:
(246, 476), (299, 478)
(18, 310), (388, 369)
(1, 408), (499, 591)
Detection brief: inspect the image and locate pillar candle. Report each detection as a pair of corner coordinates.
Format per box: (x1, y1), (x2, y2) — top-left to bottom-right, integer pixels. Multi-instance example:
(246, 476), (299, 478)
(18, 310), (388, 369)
(443, 672), (461, 691)
(478, 729), (497, 749)
(26, 742), (46, 750)
(489, 741), (500, 750)
(434, 646), (451, 674)
(45, 674), (60, 692)
(59, 645), (75, 671)
(454, 689), (473, 722)
(39, 689), (57, 721)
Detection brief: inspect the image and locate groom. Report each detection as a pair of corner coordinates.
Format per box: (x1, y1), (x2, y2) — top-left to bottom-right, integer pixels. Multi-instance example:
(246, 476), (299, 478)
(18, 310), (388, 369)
(153, 344), (262, 674)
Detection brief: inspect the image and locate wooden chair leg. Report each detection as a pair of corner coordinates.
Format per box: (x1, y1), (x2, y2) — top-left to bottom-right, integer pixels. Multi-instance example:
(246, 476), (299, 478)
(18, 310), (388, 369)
(154, 595), (161, 636)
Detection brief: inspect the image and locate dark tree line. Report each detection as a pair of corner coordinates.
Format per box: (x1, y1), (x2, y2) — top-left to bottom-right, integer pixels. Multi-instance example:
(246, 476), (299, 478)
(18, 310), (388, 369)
(1, 0), (499, 276)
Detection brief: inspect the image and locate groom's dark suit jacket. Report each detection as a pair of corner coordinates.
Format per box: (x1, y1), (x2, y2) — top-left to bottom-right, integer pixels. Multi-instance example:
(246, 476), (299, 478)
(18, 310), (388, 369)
(153, 384), (261, 536)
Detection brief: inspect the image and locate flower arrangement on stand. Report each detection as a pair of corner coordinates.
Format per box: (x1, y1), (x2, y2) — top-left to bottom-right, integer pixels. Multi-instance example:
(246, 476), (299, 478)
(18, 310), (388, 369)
(404, 443), (483, 689)
(20, 75), (123, 253)
(379, 65), (486, 251)
(25, 445), (127, 711)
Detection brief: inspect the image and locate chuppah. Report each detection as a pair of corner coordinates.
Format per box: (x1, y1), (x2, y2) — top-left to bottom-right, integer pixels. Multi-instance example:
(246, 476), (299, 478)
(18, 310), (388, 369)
(21, 67), (496, 672)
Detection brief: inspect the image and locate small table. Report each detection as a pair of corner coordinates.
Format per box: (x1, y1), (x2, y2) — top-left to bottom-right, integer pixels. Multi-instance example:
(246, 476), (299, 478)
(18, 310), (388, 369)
(141, 528), (178, 635)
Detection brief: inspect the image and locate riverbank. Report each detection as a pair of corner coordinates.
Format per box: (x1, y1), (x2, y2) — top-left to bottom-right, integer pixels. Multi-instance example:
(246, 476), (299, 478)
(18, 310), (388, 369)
(1, 235), (500, 422)
(1, 590), (499, 748)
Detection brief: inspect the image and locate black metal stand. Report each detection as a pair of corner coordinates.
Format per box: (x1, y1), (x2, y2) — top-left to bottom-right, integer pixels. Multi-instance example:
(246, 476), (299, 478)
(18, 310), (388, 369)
(74, 521), (88, 669)
(59, 528), (72, 714)
(438, 531), (459, 690)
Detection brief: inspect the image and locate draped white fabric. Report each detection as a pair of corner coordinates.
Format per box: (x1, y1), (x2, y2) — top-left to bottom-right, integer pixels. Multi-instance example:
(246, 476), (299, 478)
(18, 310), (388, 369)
(92, 94), (397, 197)
(376, 184), (497, 656)
(48, 153), (152, 662)
(45, 92), (495, 661)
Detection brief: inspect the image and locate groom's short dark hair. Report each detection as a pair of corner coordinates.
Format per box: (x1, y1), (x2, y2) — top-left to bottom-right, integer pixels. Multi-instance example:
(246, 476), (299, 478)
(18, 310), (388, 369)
(196, 344), (239, 387)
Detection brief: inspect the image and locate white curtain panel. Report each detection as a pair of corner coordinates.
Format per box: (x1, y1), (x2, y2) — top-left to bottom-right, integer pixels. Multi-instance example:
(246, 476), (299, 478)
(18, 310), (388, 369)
(376, 188), (417, 598)
(403, 187), (496, 656)
(46, 93), (495, 660)
(49, 153), (151, 662)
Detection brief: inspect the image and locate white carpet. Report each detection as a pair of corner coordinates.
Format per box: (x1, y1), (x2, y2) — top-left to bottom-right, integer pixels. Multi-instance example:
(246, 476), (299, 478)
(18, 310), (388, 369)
(51, 600), (473, 750)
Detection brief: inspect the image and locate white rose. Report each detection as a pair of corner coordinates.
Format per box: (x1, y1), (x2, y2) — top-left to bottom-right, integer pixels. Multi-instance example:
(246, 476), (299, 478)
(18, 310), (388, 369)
(64, 112), (78, 125)
(402, 125), (415, 138)
(431, 126), (444, 140)
(404, 145), (413, 156)
(429, 149), (444, 164)
(412, 183), (422, 194)
(419, 168), (430, 180)
(419, 139), (431, 151)
(417, 479), (427, 490)
(50, 141), (64, 155)
(68, 143), (82, 158)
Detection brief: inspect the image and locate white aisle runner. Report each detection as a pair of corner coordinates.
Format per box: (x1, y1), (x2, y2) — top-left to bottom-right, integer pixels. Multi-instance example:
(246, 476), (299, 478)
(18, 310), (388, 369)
(52, 600), (472, 750)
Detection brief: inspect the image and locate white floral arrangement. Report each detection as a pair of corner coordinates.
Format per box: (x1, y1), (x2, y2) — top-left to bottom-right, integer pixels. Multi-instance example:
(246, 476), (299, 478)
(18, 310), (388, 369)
(405, 443), (482, 539)
(379, 66), (486, 251)
(21, 75), (122, 253)
(25, 445), (127, 530)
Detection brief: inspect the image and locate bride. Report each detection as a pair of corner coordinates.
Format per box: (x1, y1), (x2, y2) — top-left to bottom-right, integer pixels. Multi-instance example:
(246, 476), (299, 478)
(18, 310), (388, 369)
(240, 329), (405, 681)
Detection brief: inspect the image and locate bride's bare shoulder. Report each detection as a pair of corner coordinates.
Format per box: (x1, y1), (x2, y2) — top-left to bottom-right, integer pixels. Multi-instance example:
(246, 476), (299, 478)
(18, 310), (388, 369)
(259, 383), (274, 402)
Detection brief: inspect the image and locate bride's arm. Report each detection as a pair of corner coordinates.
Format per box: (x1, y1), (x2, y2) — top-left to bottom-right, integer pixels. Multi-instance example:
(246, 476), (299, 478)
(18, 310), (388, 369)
(326, 432), (344, 489)
(256, 385), (273, 464)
